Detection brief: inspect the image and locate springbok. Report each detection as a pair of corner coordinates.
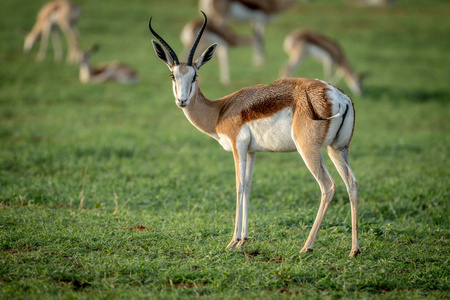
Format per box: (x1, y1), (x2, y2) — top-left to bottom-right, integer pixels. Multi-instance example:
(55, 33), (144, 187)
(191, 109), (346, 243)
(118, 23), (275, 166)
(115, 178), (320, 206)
(281, 30), (367, 97)
(79, 46), (139, 84)
(199, 0), (293, 66)
(149, 12), (360, 257)
(349, 0), (395, 6)
(24, 0), (82, 63)
(181, 19), (252, 85)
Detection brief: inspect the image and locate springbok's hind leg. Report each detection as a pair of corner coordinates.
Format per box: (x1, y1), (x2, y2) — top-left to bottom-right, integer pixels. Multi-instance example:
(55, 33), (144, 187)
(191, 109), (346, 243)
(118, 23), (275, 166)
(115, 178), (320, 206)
(37, 23), (51, 61)
(327, 146), (360, 257)
(51, 29), (63, 61)
(296, 143), (336, 253)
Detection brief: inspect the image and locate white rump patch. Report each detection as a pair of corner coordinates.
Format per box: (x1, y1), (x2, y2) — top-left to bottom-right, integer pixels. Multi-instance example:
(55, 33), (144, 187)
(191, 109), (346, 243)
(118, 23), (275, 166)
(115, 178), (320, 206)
(322, 83), (354, 147)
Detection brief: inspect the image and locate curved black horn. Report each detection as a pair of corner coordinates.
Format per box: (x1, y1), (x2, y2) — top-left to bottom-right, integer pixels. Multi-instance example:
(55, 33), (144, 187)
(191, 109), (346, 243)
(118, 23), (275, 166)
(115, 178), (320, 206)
(187, 11), (207, 66)
(148, 17), (179, 65)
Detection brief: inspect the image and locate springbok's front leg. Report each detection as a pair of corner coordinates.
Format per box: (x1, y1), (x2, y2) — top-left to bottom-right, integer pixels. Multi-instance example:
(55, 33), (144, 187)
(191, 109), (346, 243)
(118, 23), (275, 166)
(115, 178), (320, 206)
(50, 30), (63, 61)
(226, 148), (246, 250)
(226, 143), (255, 250)
(236, 152), (256, 249)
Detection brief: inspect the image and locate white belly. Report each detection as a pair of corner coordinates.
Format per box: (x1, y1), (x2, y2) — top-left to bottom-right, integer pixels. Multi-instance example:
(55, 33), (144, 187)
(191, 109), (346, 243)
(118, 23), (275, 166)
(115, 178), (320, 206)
(246, 108), (296, 152)
(216, 108), (296, 153)
(229, 2), (268, 22)
(307, 44), (332, 63)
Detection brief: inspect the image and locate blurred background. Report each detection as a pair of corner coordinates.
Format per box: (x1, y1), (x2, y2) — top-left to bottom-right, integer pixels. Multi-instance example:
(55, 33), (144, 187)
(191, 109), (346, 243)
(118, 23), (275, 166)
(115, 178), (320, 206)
(0, 1), (449, 297)
(0, 0), (448, 215)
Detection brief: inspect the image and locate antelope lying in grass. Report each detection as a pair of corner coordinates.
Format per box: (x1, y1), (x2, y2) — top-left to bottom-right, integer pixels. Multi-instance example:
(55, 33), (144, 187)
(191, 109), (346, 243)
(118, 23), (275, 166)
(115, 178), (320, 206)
(281, 30), (367, 97)
(181, 19), (252, 85)
(199, 0), (293, 66)
(79, 46), (138, 84)
(24, 0), (82, 63)
(149, 12), (360, 257)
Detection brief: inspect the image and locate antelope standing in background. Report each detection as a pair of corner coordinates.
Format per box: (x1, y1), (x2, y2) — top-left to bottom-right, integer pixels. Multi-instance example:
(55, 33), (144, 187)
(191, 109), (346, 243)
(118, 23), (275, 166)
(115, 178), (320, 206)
(199, 0), (293, 66)
(79, 46), (139, 84)
(24, 0), (82, 63)
(149, 12), (360, 257)
(281, 30), (367, 97)
(181, 19), (252, 85)
(349, 0), (395, 6)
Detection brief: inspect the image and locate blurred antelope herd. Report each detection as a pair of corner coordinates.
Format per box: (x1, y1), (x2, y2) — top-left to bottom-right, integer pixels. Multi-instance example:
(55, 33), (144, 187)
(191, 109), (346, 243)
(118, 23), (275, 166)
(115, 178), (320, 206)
(24, 0), (393, 91)
(23, 0), (139, 84)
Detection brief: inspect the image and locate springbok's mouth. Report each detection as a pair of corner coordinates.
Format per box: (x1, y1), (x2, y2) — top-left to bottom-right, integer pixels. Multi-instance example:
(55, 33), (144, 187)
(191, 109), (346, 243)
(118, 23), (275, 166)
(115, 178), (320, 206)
(177, 99), (187, 108)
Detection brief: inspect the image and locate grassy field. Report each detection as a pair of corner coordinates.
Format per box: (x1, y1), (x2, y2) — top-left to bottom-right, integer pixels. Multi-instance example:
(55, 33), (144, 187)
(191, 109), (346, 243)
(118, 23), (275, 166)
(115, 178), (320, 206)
(1, 0), (449, 298)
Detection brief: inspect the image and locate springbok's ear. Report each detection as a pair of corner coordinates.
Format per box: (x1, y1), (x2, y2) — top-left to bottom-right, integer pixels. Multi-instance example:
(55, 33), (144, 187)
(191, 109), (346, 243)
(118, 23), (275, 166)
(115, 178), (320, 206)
(152, 40), (174, 69)
(194, 43), (217, 70)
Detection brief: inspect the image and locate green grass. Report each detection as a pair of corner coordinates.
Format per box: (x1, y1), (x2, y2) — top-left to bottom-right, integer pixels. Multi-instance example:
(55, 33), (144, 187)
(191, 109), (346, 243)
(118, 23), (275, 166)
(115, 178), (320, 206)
(1, 0), (449, 298)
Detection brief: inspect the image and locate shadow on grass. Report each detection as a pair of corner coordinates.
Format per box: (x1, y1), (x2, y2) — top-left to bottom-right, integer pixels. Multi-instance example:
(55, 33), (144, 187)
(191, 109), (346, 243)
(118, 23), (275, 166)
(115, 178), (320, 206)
(365, 86), (449, 103)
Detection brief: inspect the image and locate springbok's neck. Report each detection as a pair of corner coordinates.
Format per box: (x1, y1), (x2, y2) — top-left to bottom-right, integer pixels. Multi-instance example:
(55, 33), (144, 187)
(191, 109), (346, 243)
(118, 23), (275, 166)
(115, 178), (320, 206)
(79, 60), (92, 83)
(342, 64), (357, 79)
(182, 87), (222, 138)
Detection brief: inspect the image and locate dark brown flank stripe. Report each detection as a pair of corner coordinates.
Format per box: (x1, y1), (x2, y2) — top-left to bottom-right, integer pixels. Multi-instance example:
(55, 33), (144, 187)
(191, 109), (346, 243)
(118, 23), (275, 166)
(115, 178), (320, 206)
(291, 31), (354, 73)
(183, 78), (337, 150)
(215, 78), (333, 129)
(234, 0), (292, 14)
(240, 94), (294, 123)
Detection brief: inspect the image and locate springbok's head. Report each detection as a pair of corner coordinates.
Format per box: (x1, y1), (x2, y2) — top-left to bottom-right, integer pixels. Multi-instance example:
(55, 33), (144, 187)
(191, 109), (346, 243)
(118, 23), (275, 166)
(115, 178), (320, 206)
(347, 71), (371, 97)
(149, 12), (217, 108)
(80, 44), (99, 65)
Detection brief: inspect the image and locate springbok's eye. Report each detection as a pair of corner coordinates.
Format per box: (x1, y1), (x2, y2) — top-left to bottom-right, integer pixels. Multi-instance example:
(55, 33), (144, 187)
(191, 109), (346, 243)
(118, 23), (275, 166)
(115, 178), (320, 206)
(170, 73), (175, 81)
(192, 74), (197, 82)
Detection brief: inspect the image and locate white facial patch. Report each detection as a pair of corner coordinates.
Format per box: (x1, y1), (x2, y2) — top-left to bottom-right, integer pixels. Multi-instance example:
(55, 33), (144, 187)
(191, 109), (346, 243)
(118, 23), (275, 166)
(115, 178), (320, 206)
(172, 65), (197, 107)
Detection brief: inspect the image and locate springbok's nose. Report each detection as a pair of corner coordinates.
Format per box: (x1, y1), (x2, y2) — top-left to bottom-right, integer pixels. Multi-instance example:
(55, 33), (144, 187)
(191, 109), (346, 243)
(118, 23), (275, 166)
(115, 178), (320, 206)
(178, 99), (187, 107)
